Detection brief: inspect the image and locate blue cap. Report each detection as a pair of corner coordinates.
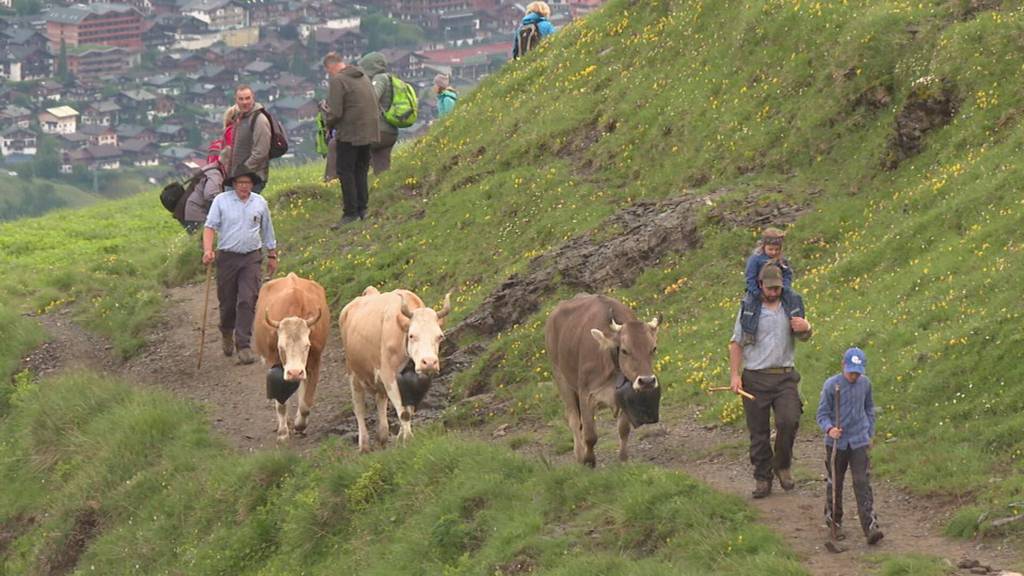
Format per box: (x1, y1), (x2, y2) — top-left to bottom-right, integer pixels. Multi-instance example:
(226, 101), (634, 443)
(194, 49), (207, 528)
(843, 347), (866, 374)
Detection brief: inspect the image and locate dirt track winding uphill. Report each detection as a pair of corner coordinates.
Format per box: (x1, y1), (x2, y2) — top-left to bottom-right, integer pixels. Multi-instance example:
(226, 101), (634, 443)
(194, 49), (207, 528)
(21, 280), (1022, 576)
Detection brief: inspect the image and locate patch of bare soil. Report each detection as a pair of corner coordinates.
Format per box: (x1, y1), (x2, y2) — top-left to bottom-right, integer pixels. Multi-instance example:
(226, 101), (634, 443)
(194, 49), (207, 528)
(456, 187), (810, 340)
(40, 502), (99, 576)
(21, 309), (118, 377)
(0, 514), (36, 557)
(883, 77), (959, 170)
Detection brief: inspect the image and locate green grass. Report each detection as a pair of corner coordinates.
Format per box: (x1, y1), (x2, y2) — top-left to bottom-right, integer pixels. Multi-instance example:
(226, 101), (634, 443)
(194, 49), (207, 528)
(868, 553), (954, 576)
(0, 174), (104, 214)
(0, 373), (805, 575)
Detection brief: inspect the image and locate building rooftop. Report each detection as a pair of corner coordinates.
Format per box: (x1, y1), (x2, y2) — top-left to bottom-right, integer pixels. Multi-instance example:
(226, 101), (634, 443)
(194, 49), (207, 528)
(46, 3), (139, 25)
(1, 125), (37, 137)
(44, 105), (80, 118)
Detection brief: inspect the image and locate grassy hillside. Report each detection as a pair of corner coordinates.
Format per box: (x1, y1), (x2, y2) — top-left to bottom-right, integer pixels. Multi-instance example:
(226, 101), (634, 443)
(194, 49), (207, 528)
(2, 0), (1024, 572)
(0, 174), (100, 221)
(262, 0), (1024, 523)
(0, 172), (153, 221)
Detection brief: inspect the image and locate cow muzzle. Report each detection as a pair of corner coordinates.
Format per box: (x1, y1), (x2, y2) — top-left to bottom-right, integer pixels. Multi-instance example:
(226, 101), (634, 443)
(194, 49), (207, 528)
(416, 357), (440, 375)
(633, 375), (658, 391)
(285, 366), (306, 381)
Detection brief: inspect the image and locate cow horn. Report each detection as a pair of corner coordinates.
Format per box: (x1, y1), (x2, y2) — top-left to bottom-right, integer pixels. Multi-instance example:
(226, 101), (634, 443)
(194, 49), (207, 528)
(400, 298), (414, 319)
(610, 319), (622, 333)
(304, 308), (322, 328)
(436, 292), (452, 319)
(265, 308), (280, 329)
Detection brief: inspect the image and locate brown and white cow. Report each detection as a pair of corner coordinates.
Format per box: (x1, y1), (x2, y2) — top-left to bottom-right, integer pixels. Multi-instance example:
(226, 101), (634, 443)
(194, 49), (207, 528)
(545, 294), (660, 467)
(253, 273), (330, 440)
(338, 287), (450, 452)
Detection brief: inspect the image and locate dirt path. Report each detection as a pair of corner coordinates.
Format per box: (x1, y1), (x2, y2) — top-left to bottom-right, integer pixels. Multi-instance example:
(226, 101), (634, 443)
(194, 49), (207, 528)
(21, 282), (1022, 575)
(628, 416), (1021, 576)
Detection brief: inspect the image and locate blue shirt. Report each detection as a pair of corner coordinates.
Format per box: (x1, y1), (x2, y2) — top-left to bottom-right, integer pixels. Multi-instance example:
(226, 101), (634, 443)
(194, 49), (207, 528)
(816, 373), (876, 450)
(745, 252), (793, 296)
(204, 190), (276, 254)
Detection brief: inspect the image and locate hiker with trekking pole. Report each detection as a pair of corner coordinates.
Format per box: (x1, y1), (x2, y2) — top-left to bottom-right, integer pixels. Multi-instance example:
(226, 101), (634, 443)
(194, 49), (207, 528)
(816, 347), (884, 548)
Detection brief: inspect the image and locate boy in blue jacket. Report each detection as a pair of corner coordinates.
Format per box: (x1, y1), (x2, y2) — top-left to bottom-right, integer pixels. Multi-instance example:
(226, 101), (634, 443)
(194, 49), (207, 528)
(816, 347), (884, 545)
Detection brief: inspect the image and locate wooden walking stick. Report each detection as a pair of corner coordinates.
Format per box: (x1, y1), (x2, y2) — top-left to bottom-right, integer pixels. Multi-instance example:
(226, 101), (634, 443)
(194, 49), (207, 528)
(825, 382), (847, 553)
(707, 386), (756, 400)
(197, 263), (213, 371)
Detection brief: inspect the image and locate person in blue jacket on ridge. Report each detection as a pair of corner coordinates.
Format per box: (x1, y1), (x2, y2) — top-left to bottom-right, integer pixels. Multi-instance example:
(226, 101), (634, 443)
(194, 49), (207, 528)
(513, 2), (557, 59)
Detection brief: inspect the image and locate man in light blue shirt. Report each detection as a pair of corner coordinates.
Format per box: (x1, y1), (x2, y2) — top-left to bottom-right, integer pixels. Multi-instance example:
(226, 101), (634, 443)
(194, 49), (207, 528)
(202, 172), (277, 364)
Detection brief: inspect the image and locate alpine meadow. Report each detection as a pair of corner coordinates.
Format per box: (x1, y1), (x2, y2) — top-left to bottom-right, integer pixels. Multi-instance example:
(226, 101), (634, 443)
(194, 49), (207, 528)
(2, 1), (1024, 574)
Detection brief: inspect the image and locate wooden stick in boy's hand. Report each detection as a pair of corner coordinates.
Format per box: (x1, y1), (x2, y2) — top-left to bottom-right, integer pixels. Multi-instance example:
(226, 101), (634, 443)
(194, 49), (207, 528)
(707, 386), (756, 400)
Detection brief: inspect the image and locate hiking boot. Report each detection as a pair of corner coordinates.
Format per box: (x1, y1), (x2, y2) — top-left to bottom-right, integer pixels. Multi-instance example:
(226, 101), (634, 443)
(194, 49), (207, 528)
(330, 215), (360, 230)
(752, 479), (772, 499)
(221, 332), (234, 357)
(866, 527), (884, 545)
(237, 347), (256, 365)
(826, 520), (846, 541)
(775, 468), (795, 491)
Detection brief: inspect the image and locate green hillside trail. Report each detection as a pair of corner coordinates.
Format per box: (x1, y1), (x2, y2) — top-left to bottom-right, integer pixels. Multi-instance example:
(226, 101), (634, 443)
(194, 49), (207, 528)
(22, 280), (1023, 576)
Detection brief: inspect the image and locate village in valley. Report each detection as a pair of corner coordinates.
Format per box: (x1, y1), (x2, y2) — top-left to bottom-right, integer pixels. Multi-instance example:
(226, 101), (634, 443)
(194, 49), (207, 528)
(0, 0), (607, 188)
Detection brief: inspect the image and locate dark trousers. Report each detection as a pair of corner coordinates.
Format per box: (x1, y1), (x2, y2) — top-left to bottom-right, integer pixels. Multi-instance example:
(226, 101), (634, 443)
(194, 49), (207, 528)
(216, 250), (262, 349)
(741, 368), (802, 481)
(825, 445), (879, 535)
(336, 141), (370, 217)
(370, 131), (398, 174)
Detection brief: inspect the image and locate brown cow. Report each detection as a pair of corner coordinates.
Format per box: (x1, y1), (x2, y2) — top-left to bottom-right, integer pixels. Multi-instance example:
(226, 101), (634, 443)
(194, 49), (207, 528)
(338, 287), (450, 452)
(545, 294), (661, 467)
(253, 273), (330, 440)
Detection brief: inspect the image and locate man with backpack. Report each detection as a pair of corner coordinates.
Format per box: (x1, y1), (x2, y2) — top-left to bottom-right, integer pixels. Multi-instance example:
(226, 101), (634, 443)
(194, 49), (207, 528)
(513, 2), (557, 59)
(323, 52), (379, 228)
(226, 85), (271, 192)
(182, 156), (226, 233)
(358, 51), (404, 175)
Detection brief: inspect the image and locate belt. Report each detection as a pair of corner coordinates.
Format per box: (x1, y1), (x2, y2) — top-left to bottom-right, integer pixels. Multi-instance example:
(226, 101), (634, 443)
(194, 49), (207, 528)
(752, 367), (794, 374)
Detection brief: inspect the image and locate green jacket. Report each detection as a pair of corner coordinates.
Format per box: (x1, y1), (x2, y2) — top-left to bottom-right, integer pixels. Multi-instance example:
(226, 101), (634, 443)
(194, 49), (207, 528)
(326, 65), (379, 146)
(357, 52), (399, 137)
